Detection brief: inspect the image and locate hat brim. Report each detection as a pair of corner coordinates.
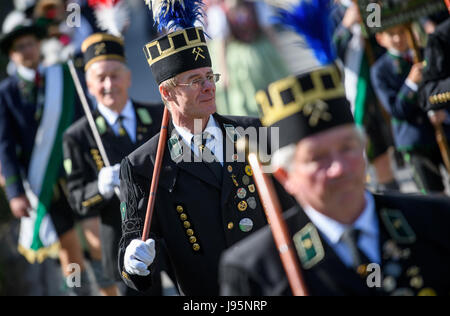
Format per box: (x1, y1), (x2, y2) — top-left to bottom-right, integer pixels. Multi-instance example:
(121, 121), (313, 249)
(0, 25), (45, 55)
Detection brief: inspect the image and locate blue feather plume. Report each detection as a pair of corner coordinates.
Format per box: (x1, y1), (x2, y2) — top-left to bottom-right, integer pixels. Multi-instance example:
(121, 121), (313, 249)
(146, 0), (205, 32)
(275, 0), (336, 65)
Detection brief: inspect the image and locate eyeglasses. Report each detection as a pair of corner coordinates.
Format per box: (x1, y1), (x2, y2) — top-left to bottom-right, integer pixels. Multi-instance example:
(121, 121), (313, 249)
(176, 73), (221, 89)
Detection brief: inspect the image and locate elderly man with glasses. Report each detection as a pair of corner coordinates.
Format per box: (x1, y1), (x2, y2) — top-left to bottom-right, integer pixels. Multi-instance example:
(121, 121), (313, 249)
(117, 24), (294, 296)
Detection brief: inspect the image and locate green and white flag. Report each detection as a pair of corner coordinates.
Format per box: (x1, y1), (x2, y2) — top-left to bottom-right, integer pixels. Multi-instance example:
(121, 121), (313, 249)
(343, 25), (369, 127)
(18, 64), (75, 264)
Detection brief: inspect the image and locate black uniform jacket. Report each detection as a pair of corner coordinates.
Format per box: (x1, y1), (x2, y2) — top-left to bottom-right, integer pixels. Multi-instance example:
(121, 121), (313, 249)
(118, 113), (295, 295)
(219, 192), (450, 296)
(63, 101), (163, 279)
(420, 18), (450, 111)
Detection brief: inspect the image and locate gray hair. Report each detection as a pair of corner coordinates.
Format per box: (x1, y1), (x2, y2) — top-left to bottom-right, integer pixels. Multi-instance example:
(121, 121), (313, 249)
(85, 62), (130, 84)
(271, 126), (367, 172)
(159, 77), (178, 110)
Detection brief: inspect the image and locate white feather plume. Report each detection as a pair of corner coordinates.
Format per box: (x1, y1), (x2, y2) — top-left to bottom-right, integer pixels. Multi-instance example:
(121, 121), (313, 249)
(94, 0), (130, 37)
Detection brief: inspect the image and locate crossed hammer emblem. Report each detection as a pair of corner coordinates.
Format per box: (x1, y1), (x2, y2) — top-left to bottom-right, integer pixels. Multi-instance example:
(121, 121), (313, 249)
(192, 47), (206, 61)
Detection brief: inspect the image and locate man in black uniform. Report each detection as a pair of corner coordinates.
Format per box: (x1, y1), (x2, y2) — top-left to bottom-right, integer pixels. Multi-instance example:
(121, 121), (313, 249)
(420, 18), (450, 112)
(117, 22), (294, 294)
(219, 64), (450, 296)
(63, 33), (164, 295)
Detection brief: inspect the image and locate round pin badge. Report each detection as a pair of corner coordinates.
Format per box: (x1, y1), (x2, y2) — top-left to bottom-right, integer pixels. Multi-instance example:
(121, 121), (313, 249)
(242, 175), (250, 186)
(245, 165), (253, 176)
(390, 288), (414, 297)
(247, 197), (257, 209)
(410, 276), (424, 289)
(232, 154), (239, 162)
(227, 165), (233, 173)
(384, 262), (402, 278)
(383, 276), (397, 293)
(417, 288), (437, 296)
(248, 184), (256, 193)
(239, 218), (254, 232)
(238, 201), (248, 212)
(237, 188), (247, 199)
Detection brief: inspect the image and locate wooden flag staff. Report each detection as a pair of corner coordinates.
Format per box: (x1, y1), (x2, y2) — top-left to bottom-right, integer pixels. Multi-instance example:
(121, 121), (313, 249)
(141, 107), (171, 241)
(248, 153), (309, 296)
(67, 59), (120, 198)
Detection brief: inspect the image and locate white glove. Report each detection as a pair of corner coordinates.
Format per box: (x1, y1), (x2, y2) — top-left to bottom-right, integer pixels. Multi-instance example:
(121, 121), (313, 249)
(124, 239), (156, 276)
(98, 164), (120, 199)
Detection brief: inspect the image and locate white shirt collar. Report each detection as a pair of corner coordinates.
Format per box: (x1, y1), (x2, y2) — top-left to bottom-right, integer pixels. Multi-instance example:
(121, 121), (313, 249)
(97, 100), (134, 126)
(204, 115), (223, 144)
(173, 114), (220, 144)
(388, 48), (413, 58)
(173, 115), (224, 164)
(16, 64), (44, 82)
(304, 191), (378, 245)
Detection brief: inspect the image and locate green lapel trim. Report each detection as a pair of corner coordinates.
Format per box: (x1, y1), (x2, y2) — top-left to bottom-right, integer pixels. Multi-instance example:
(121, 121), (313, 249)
(95, 116), (107, 135)
(120, 202), (127, 221)
(293, 223), (325, 270)
(380, 208), (416, 245)
(63, 159), (72, 176)
(136, 108), (153, 125)
(168, 134), (183, 162)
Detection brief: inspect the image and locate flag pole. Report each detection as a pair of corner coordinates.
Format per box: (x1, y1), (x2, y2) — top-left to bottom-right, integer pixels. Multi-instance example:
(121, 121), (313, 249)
(67, 59), (121, 198)
(141, 107), (171, 241)
(248, 153), (309, 296)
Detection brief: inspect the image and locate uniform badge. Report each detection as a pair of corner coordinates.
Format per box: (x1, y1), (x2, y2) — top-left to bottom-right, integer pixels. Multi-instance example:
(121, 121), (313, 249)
(227, 165), (233, 173)
(390, 288), (414, 296)
(248, 184), (256, 193)
(168, 134), (183, 162)
(64, 159), (72, 175)
(381, 209), (416, 244)
(238, 201), (248, 212)
(237, 188), (247, 199)
(293, 223), (325, 269)
(245, 165), (253, 176)
(242, 175), (250, 186)
(96, 116), (107, 135)
(239, 218), (253, 232)
(418, 288), (437, 296)
(231, 175), (239, 187)
(247, 197), (257, 209)
(120, 202), (127, 220)
(383, 276), (397, 293)
(137, 108), (153, 125)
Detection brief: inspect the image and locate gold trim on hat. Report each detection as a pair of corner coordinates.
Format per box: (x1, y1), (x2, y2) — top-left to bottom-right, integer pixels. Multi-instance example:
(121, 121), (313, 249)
(81, 33), (124, 53)
(144, 27), (206, 66)
(257, 65), (345, 127)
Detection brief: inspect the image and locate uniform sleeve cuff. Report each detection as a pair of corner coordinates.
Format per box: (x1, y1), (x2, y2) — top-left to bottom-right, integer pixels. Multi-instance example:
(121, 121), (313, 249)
(405, 79), (418, 92)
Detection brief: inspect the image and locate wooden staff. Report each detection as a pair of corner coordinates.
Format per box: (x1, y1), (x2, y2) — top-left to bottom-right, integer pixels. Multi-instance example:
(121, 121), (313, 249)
(142, 107), (171, 241)
(404, 24), (450, 174)
(445, 0), (450, 12)
(67, 59), (120, 197)
(248, 153), (309, 296)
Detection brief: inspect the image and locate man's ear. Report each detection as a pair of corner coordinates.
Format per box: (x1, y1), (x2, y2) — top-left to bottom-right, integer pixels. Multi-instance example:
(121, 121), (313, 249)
(159, 85), (174, 103)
